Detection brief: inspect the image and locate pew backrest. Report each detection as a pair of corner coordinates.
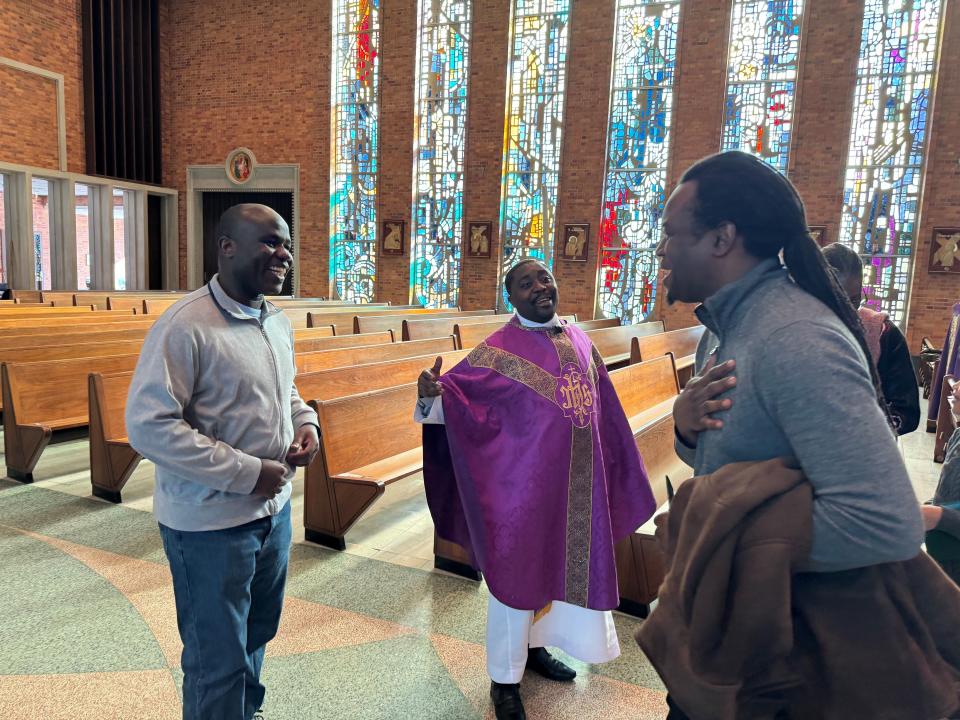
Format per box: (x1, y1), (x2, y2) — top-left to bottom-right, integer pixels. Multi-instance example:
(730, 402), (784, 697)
(296, 350), (470, 403)
(574, 318), (621, 332)
(357, 309), (495, 336)
(4, 353), (141, 427)
(609, 355), (680, 416)
(629, 325), (705, 368)
(294, 331), (394, 353)
(296, 336), (457, 373)
(307, 307), (461, 334)
(314, 383), (421, 477)
(403, 313), (507, 341)
(0, 319), (154, 336)
(586, 321), (665, 364)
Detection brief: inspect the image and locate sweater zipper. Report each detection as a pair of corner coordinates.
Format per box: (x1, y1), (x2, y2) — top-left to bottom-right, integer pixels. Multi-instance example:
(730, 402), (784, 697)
(258, 320), (285, 455)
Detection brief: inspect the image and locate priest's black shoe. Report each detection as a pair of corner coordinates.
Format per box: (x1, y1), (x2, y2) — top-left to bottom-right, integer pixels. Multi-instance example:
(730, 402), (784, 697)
(490, 681), (526, 720)
(526, 647), (577, 681)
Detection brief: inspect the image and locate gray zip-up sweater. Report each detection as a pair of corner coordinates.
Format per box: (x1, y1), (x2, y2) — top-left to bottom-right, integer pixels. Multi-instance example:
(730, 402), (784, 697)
(676, 258), (923, 572)
(126, 276), (319, 531)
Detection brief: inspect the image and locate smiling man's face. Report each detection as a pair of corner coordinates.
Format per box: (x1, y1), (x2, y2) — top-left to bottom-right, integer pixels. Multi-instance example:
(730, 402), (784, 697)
(508, 261), (559, 323)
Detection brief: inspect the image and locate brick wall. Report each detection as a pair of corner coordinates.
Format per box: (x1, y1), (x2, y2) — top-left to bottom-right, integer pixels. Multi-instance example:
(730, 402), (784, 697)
(552, 0), (616, 321)
(375, 0), (417, 305)
(457, 0), (511, 310)
(0, 0), (85, 173)
(160, 0), (331, 294)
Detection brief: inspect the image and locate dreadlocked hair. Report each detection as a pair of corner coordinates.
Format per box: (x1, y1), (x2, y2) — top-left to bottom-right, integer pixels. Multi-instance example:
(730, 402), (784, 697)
(680, 151), (891, 424)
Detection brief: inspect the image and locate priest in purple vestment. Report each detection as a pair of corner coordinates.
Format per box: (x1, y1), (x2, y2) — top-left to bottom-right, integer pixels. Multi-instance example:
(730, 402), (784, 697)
(415, 259), (656, 720)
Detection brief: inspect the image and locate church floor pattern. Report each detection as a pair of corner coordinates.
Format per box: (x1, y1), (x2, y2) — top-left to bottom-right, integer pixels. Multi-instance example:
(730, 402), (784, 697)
(0, 418), (939, 719)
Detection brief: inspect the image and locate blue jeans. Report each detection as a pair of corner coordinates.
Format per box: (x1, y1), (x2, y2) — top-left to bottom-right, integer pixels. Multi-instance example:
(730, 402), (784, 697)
(160, 501), (291, 720)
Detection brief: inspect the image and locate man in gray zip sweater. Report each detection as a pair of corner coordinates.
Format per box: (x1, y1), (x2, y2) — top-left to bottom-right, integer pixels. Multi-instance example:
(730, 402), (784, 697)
(126, 204), (319, 720)
(654, 153), (923, 719)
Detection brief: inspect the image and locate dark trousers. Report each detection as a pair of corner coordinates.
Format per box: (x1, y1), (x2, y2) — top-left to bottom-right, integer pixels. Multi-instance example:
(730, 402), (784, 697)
(160, 501), (291, 720)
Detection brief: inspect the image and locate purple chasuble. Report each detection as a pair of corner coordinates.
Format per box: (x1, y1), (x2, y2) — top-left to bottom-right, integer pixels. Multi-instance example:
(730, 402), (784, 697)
(423, 318), (656, 611)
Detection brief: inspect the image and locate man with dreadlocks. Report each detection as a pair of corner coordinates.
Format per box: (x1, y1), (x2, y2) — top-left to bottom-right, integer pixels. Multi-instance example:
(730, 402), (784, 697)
(645, 151), (927, 719)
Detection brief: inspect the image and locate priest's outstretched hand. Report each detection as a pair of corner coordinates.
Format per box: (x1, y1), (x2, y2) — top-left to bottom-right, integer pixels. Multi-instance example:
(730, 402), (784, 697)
(418, 356), (444, 397)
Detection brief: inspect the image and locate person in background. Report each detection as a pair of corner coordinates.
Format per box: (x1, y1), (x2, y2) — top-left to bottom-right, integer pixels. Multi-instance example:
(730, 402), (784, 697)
(822, 242), (920, 434)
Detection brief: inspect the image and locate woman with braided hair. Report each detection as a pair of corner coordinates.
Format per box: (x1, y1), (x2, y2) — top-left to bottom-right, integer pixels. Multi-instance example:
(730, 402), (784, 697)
(648, 151), (925, 719)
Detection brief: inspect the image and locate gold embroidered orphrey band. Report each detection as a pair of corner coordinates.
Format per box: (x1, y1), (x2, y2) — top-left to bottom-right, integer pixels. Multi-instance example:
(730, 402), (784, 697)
(465, 336), (596, 606)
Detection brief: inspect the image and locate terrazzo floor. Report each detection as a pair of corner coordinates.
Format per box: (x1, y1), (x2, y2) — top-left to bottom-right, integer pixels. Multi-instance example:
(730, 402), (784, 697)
(0, 402), (941, 719)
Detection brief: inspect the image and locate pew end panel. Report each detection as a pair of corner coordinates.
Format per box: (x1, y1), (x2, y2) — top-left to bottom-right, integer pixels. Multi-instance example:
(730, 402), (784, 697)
(2, 363), (51, 483)
(88, 372), (141, 503)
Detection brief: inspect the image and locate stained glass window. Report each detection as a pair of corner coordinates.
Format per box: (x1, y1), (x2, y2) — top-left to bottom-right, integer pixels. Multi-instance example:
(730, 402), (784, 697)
(597, 0), (680, 324)
(838, 0), (943, 326)
(498, 0), (572, 307)
(720, 0), (804, 172)
(330, 0), (381, 303)
(410, 0), (472, 308)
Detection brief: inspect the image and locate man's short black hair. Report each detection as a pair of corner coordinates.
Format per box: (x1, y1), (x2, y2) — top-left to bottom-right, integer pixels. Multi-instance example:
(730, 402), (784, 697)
(504, 258), (547, 295)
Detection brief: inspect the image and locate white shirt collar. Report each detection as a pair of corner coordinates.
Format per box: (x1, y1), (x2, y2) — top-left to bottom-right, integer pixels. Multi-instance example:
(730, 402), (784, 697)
(514, 311), (561, 328)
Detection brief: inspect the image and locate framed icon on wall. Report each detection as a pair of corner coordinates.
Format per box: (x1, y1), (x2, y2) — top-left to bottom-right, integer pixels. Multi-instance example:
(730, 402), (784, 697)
(466, 221), (493, 258)
(560, 223), (589, 262)
(381, 219), (406, 256)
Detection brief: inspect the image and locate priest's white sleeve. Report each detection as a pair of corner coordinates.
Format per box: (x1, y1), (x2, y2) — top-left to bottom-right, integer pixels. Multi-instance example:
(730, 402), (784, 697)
(413, 395), (445, 424)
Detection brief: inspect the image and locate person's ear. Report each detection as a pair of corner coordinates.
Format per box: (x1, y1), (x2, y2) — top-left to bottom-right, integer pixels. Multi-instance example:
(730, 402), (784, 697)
(219, 234), (236, 258)
(711, 221), (738, 258)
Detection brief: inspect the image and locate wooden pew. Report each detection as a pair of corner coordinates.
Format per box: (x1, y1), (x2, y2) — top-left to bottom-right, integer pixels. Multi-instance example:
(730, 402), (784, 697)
(357, 310), (495, 336)
(294, 331), (394, 353)
(403, 314), (508, 341)
(296, 336), (457, 373)
(574, 318), (621, 332)
(306, 307), (458, 334)
(630, 325), (706, 387)
(0, 340), (144, 412)
(0, 305), (99, 317)
(3, 354), (141, 482)
(296, 325), (335, 338)
(9, 290), (43, 303)
(107, 297), (147, 312)
(39, 291), (79, 306)
(0, 322), (155, 344)
(609, 354), (689, 616)
(143, 297), (181, 314)
(303, 382), (475, 576)
(453, 315), (578, 349)
(585, 321), (665, 366)
(295, 350), (470, 404)
(0, 314), (144, 330)
(88, 372), (139, 502)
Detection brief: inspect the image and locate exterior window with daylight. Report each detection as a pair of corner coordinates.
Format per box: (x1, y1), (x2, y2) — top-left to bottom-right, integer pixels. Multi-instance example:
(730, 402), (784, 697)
(113, 188), (128, 290)
(75, 183), (91, 290)
(32, 177), (53, 291)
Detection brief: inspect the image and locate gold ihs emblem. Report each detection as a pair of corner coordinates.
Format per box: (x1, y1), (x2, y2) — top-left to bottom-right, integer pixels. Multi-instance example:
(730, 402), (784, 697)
(555, 364), (595, 428)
